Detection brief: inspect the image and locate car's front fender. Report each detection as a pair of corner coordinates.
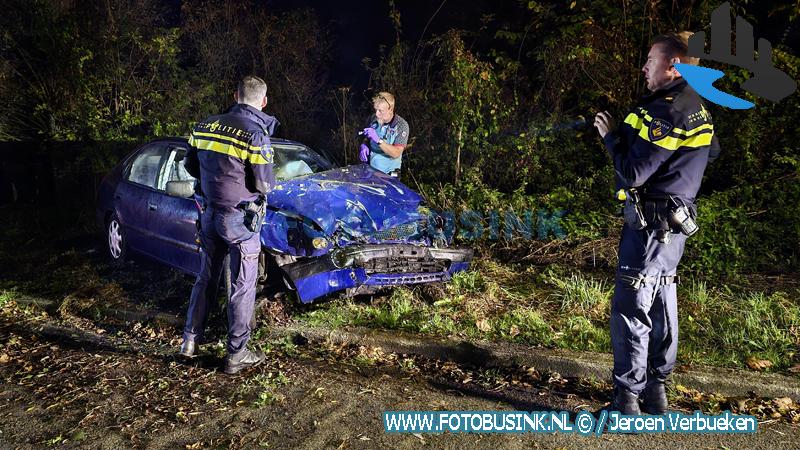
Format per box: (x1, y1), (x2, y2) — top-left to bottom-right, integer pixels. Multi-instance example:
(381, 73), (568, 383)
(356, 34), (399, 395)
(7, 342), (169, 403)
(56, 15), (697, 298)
(260, 207), (330, 258)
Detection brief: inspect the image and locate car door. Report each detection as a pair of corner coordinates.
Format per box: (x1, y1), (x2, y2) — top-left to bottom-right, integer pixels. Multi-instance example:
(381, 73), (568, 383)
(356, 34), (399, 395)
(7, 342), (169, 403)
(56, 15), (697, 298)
(147, 144), (202, 275)
(115, 142), (170, 258)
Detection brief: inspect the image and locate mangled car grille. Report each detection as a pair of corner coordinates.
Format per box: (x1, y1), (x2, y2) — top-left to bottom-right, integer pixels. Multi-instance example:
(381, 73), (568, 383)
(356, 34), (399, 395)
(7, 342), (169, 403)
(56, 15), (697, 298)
(367, 222), (420, 241)
(330, 245), (466, 275)
(362, 257), (448, 274)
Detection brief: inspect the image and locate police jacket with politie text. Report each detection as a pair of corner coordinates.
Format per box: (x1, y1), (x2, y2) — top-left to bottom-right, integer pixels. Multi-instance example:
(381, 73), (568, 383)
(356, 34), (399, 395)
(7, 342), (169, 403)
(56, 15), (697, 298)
(603, 78), (720, 203)
(184, 104), (279, 209)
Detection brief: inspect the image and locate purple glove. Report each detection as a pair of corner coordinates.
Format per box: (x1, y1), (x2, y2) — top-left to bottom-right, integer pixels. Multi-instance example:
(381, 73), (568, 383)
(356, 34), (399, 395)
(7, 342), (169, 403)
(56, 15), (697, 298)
(363, 127), (380, 143)
(359, 143), (370, 163)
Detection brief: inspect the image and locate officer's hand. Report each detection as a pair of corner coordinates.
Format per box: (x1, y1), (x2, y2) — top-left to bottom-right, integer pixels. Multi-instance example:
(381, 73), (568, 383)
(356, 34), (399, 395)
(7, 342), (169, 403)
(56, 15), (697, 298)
(359, 143), (370, 163)
(594, 111), (616, 138)
(363, 127), (380, 144)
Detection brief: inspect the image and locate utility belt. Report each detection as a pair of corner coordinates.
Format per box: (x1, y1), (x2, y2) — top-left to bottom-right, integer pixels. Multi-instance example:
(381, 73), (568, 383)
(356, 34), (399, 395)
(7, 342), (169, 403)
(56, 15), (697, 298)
(621, 189), (698, 243)
(237, 197), (266, 233)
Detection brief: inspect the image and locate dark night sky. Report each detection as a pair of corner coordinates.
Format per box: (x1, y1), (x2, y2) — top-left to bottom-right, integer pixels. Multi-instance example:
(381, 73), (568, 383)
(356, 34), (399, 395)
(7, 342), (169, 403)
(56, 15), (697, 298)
(266, 0), (514, 89)
(264, 0), (799, 91)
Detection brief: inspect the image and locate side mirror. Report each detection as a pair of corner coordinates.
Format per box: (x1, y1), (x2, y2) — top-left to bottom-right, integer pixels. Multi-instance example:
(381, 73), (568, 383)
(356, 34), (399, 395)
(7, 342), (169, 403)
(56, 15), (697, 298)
(166, 180), (194, 198)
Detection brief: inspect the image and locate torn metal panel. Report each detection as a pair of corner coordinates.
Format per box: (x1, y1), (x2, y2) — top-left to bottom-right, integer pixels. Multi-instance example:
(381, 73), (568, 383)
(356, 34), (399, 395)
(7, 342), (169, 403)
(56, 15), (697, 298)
(283, 244), (474, 303)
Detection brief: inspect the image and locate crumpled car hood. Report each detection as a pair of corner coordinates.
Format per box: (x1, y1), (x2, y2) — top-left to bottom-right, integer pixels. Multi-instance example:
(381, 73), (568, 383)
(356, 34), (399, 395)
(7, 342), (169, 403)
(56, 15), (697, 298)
(267, 164), (423, 237)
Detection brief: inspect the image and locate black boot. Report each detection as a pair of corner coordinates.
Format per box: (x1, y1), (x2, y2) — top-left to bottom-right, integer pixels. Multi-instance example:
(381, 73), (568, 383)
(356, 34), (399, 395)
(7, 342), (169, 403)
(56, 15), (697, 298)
(609, 388), (641, 415)
(179, 339), (196, 358)
(224, 348), (266, 375)
(641, 382), (668, 415)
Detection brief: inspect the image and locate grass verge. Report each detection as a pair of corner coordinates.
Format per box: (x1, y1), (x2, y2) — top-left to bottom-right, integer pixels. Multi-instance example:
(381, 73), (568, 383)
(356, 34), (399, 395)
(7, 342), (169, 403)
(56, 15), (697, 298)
(298, 259), (800, 373)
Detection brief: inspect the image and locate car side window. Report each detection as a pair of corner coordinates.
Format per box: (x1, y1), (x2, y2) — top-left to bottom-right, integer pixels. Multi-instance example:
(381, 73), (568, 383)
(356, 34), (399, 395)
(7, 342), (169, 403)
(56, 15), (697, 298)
(127, 145), (167, 188)
(157, 147), (196, 190)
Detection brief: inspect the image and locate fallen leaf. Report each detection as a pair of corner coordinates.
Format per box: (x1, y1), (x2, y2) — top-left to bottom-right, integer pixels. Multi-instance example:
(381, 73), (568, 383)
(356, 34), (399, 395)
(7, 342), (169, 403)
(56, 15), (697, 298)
(476, 319), (491, 333)
(0, 354), (9, 363)
(746, 357), (773, 371)
(509, 325), (520, 337)
(787, 365), (800, 373)
(773, 397), (794, 411)
(735, 398), (748, 411)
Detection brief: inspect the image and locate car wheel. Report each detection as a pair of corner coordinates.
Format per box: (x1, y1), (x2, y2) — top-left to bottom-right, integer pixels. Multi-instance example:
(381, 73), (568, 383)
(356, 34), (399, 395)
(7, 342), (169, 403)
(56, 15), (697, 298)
(221, 253), (270, 330)
(221, 253), (268, 303)
(222, 253), (232, 306)
(106, 214), (127, 263)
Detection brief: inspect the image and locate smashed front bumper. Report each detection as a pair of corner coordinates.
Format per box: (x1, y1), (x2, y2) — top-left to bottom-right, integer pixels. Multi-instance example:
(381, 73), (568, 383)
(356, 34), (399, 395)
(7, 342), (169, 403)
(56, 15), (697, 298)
(282, 244), (473, 303)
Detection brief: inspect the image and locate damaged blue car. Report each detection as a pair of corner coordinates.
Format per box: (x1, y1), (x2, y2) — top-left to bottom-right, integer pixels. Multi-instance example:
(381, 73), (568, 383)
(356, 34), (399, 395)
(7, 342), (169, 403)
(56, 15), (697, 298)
(96, 138), (473, 303)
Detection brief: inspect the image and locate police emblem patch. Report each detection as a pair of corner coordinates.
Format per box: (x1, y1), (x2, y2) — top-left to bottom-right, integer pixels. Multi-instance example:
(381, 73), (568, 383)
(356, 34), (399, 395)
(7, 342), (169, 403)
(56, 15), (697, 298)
(648, 118), (673, 141)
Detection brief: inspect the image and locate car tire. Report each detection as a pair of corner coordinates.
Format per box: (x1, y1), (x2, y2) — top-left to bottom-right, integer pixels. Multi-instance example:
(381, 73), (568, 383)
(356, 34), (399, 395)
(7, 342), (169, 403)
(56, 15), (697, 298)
(221, 252), (269, 302)
(106, 213), (127, 264)
(223, 253), (232, 305)
(221, 252), (271, 330)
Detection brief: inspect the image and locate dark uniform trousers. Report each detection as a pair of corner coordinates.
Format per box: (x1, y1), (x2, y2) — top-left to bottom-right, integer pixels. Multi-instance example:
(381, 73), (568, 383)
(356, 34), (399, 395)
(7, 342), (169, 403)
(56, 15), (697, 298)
(611, 225), (686, 394)
(183, 206), (261, 354)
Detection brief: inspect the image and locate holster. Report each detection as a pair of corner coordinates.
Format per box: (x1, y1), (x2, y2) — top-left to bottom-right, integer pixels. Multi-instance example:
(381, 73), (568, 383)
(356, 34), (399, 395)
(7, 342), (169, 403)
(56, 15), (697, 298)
(622, 189), (647, 230)
(240, 197), (266, 233)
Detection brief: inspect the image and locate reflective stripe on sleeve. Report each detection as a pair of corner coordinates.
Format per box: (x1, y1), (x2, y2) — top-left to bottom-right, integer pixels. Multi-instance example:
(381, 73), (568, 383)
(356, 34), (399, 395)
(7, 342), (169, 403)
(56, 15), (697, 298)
(623, 111), (713, 151)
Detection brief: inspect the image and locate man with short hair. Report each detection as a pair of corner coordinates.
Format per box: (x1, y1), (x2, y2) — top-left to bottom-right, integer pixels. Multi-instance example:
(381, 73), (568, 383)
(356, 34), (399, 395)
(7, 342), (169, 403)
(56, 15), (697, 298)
(180, 75), (279, 375)
(594, 32), (720, 414)
(359, 91), (410, 177)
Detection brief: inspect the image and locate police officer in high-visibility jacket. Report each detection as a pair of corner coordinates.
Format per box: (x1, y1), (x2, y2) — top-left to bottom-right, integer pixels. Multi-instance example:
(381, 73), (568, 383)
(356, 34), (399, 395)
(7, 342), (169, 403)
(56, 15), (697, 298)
(179, 75), (279, 375)
(594, 32), (720, 414)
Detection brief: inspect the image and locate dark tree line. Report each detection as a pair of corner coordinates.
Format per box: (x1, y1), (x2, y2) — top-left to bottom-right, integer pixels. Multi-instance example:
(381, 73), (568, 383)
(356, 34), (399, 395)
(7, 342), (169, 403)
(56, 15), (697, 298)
(1, 0), (798, 277)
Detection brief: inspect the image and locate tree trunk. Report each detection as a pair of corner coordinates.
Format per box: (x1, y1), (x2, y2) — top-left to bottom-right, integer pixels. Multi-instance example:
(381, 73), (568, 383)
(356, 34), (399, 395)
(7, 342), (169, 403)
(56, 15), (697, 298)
(337, 87), (351, 166)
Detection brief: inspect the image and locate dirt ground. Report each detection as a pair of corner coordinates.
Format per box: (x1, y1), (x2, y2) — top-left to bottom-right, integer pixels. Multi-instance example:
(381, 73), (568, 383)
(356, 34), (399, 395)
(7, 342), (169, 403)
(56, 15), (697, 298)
(0, 299), (798, 450)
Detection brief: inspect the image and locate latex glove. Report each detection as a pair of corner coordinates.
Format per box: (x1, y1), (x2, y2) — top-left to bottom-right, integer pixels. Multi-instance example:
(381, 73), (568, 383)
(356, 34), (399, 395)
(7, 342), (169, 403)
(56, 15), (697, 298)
(359, 143), (370, 162)
(363, 127), (380, 143)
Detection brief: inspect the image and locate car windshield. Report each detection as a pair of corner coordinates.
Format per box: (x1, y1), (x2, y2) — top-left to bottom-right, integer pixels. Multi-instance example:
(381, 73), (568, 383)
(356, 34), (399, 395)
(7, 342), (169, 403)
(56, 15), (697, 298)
(273, 143), (334, 181)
